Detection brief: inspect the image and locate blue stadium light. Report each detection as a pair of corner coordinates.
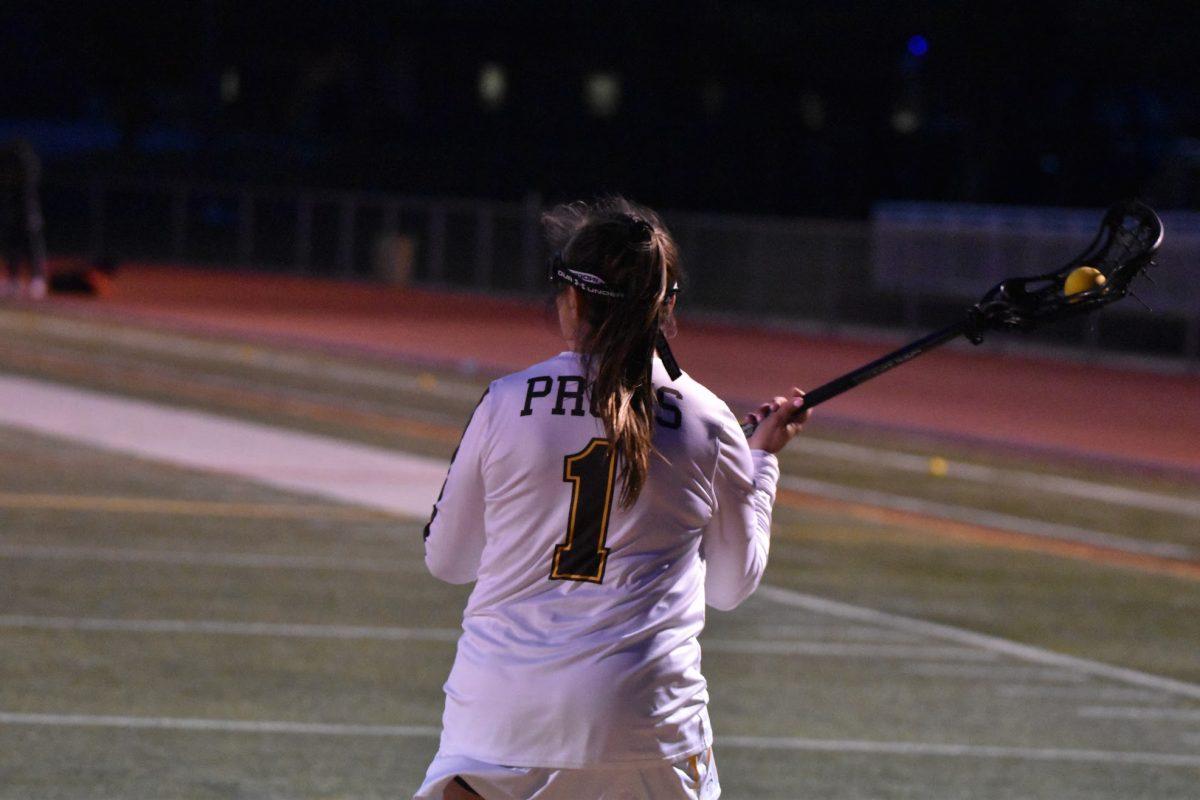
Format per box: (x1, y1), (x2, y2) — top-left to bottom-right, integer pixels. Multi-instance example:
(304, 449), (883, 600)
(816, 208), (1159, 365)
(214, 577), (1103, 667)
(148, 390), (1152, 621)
(907, 35), (929, 57)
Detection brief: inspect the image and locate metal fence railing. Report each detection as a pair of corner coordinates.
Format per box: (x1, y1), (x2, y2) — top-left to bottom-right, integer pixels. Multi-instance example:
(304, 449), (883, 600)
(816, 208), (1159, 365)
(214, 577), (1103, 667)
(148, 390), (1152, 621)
(40, 178), (1200, 362)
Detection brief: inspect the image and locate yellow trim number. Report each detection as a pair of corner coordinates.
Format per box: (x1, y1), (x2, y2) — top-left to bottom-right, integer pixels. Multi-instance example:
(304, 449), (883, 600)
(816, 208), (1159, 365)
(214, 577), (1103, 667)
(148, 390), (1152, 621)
(550, 438), (616, 583)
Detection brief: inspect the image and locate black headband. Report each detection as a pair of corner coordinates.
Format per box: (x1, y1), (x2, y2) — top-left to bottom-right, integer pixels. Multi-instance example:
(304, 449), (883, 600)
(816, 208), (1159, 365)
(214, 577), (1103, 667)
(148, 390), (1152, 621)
(548, 253), (680, 300)
(548, 254), (627, 299)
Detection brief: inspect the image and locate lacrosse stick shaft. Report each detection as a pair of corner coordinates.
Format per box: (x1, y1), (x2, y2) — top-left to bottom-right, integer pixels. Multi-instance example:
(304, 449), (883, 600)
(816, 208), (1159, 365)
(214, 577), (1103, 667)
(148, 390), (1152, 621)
(741, 318), (974, 437)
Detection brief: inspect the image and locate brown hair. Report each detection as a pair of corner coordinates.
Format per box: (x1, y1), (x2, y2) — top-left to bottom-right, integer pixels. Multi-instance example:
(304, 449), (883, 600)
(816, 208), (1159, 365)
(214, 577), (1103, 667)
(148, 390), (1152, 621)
(543, 197), (682, 508)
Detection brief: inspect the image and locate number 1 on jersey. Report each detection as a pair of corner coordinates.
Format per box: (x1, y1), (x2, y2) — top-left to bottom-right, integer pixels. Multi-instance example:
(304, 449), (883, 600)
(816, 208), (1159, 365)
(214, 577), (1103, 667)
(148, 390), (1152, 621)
(550, 438), (616, 583)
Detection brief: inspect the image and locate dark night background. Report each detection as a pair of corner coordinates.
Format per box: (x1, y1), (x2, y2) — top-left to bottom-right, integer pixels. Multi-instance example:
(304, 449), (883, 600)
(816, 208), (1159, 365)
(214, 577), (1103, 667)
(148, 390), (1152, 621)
(3, 0), (1200, 216)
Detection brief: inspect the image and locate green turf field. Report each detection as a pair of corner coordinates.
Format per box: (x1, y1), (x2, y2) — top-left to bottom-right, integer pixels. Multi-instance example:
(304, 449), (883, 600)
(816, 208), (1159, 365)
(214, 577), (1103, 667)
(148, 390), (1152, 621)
(0, 307), (1197, 799)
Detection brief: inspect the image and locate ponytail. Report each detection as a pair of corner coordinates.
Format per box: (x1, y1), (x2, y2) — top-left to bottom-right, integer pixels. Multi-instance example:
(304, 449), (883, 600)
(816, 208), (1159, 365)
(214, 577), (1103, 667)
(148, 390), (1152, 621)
(542, 198), (681, 508)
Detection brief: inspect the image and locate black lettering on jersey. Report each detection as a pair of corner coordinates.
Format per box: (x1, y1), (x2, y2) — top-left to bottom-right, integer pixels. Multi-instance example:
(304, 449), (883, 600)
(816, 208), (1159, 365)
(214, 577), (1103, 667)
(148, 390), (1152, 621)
(520, 376), (553, 416)
(552, 376), (588, 416)
(655, 387), (683, 429)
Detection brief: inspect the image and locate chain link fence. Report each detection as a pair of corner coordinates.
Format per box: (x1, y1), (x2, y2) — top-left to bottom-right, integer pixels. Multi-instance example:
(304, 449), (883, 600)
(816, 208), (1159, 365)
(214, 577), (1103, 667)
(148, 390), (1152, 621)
(41, 178), (1200, 361)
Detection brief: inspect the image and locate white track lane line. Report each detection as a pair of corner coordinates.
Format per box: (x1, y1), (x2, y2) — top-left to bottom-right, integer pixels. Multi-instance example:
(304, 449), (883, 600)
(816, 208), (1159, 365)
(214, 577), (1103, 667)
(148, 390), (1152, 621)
(0, 615), (461, 642)
(718, 735), (1200, 768)
(757, 585), (1200, 700)
(780, 475), (1195, 559)
(0, 712), (439, 738)
(1077, 706), (1200, 722)
(3, 711), (1196, 767)
(794, 438), (1200, 520)
(5, 375), (1199, 701)
(0, 543), (421, 573)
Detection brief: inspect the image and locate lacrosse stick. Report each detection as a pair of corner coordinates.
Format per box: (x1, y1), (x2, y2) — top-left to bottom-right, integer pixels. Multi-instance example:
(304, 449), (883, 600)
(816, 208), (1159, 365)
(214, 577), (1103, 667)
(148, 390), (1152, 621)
(742, 199), (1164, 437)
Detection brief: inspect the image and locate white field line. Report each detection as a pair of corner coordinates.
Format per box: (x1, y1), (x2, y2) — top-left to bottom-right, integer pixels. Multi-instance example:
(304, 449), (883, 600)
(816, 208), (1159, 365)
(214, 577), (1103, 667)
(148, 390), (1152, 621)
(995, 685), (1171, 703)
(780, 475), (1195, 560)
(719, 735), (1200, 768)
(0, 712), (440, 738)
(901, 663), (1089, 683)
(3, 711), (1197, 768)
(11, 359), (1180, 566)
(702, 640), (994, 661)
(751, 623), (926, 644)
(0, 615), (461, 643)
(795, 438), (1200, 520)
(0, 374), (447, 518)
(0, 614), (987, 662)
(5, 375), (1200, 702)
(1077, 706), (1200, 722)
(0, 543), (421, 573)
(757, 585), (1200, 701)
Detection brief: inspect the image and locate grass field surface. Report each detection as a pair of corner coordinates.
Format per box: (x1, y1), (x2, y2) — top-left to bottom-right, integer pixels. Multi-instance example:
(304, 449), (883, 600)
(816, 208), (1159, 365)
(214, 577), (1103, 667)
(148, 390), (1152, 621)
(1, 305), (1198, 798)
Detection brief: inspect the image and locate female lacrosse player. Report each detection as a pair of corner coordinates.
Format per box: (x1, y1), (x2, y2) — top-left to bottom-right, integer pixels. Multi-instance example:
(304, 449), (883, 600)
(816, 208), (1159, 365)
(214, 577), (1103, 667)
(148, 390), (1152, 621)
(416, 197), (808, 800)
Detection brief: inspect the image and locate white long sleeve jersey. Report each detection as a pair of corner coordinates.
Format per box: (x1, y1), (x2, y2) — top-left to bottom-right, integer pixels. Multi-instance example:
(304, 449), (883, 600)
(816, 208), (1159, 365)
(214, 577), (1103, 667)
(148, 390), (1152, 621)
(424, 351), (779, 769)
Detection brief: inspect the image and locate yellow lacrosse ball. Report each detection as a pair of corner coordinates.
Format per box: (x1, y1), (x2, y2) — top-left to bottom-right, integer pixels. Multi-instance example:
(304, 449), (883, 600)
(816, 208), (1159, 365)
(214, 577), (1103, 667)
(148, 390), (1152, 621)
(1064, 266), (1107, 296)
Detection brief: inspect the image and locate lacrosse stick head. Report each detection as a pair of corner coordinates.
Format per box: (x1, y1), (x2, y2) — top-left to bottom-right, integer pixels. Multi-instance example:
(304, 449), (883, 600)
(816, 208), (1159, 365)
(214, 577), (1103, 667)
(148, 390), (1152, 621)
(973, 199), (1163, 332)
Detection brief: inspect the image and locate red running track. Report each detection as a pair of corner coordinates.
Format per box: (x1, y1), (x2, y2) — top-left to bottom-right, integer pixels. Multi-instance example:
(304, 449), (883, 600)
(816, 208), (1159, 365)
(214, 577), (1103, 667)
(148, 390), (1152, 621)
(30, 262), (1200, 479)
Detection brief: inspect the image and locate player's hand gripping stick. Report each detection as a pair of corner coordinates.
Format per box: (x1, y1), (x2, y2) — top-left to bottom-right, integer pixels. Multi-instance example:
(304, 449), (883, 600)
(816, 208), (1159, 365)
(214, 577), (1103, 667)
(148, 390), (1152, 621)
(744, 389), (810, 452)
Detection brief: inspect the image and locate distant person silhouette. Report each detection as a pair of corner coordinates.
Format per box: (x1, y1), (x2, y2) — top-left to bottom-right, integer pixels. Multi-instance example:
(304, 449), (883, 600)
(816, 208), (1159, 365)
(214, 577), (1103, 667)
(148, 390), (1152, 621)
(0, 139), (48, 299)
